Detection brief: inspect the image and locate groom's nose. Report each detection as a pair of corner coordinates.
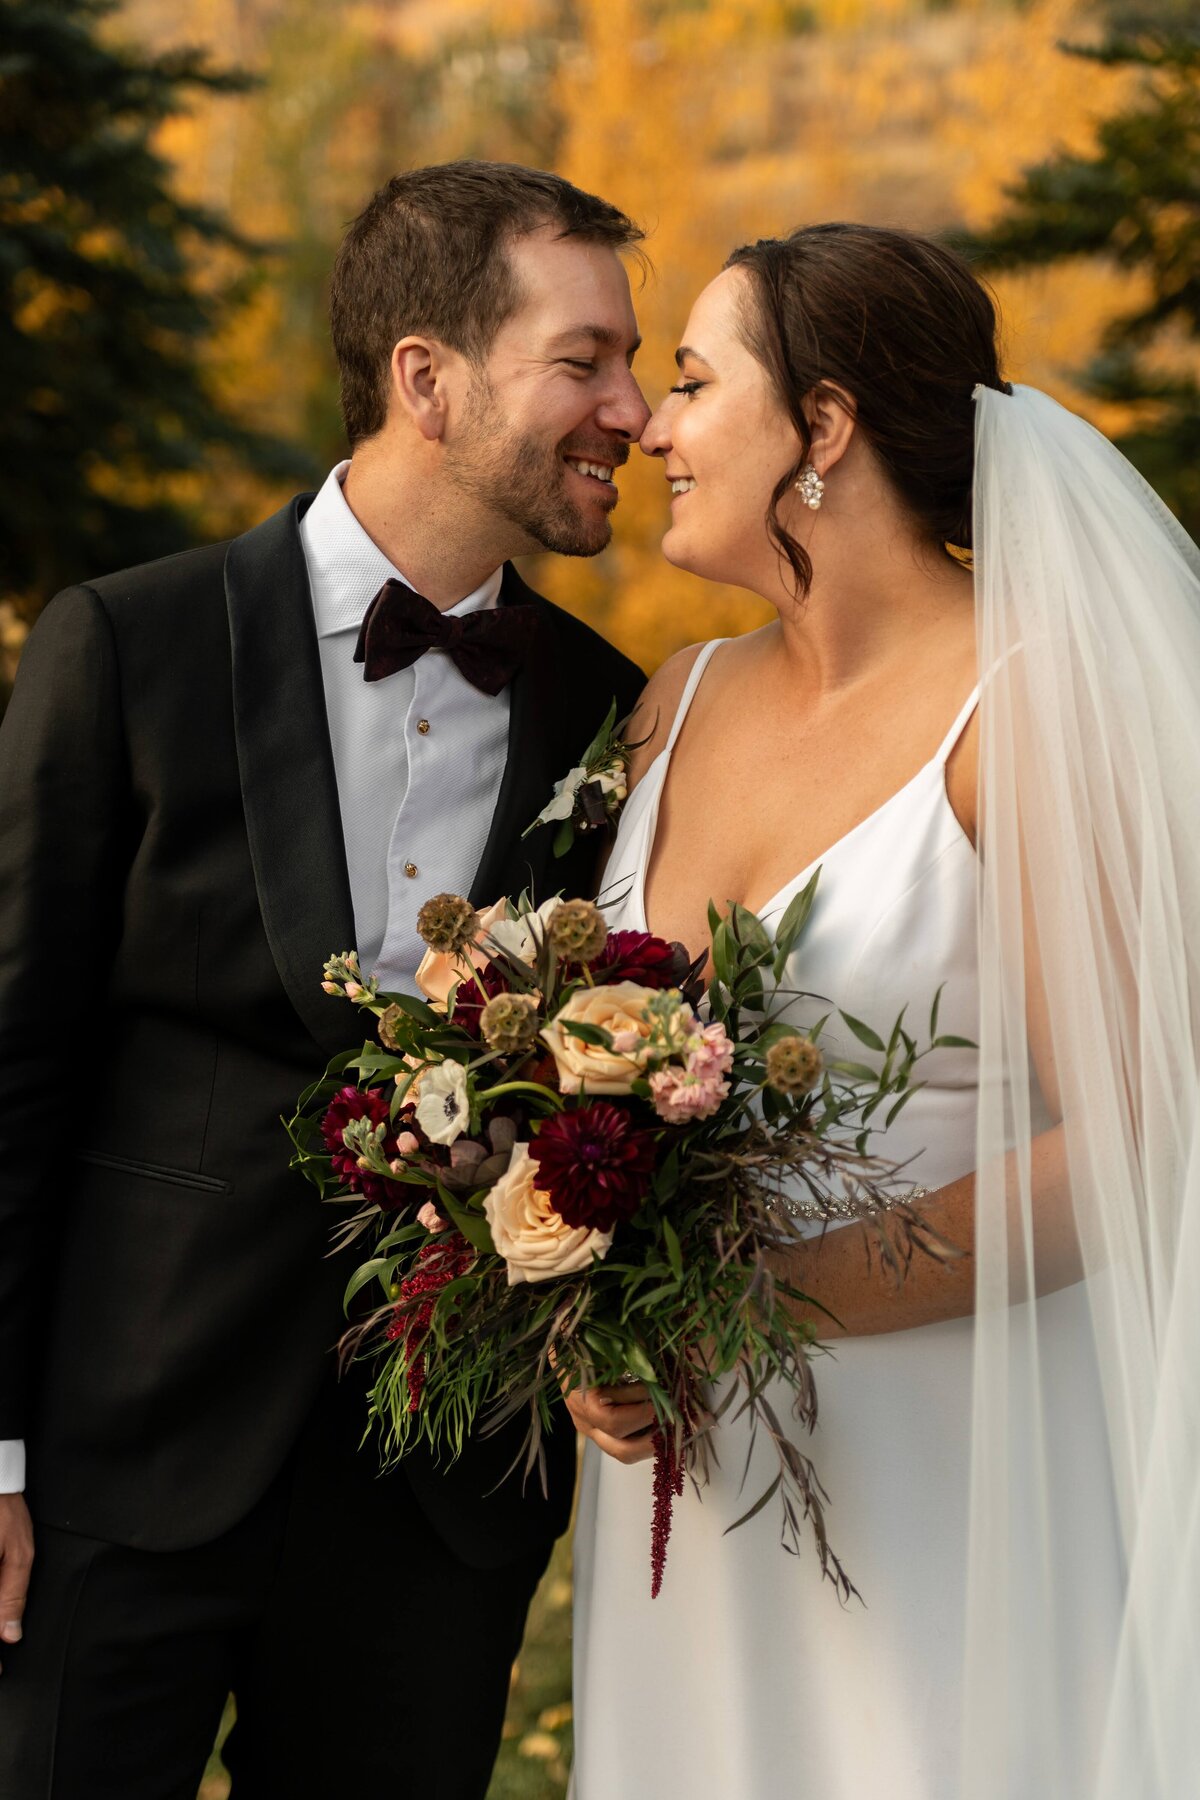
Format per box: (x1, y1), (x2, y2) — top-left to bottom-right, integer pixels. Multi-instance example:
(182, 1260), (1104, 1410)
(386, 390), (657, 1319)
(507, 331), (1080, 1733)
(595, 366), (652, 442)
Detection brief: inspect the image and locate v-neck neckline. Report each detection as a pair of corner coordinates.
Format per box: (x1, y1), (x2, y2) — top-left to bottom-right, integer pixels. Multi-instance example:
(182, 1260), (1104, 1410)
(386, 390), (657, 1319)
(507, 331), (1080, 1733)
(633, 638), (978, 937)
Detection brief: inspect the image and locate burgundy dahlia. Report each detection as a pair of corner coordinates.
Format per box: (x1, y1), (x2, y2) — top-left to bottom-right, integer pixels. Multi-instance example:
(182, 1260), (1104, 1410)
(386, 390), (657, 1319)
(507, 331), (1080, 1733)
(320, 1084), (410, 1210)
(449, 959), (512, 1036)
(530, 1102), (657, 1232)
(589, 930), (687, 990)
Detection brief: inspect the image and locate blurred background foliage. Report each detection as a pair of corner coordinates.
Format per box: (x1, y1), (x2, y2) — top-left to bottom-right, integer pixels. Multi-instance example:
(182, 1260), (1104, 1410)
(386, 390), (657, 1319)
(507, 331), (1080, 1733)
(2, 1), (1197, 1787)
(2, 0), (1198, 711)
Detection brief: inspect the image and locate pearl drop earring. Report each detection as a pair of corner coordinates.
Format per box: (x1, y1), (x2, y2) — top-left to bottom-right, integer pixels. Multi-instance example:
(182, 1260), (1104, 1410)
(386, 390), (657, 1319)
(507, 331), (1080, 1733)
(795, 464), (824, 509)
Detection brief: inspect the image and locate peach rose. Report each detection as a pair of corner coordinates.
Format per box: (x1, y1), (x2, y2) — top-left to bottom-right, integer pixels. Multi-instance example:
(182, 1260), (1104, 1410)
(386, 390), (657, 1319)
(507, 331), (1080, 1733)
(483, 1142), (612, 1285)
(415, 897), (507, 1009)
(540, 982), (676, 1095)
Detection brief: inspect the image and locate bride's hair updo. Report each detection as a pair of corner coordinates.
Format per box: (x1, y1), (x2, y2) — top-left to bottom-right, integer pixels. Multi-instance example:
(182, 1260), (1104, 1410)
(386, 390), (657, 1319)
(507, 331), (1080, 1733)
(724, 222), (1010, 594)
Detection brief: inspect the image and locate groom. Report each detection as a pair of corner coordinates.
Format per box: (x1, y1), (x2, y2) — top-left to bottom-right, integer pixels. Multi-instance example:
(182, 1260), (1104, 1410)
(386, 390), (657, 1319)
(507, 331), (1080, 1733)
(0, 162), (647, 1797)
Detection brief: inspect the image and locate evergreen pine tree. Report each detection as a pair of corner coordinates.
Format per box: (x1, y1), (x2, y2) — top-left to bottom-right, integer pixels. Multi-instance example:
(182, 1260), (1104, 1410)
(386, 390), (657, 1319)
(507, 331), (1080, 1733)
(0, 0), (310, 638)
(956, 6), (1200, 537)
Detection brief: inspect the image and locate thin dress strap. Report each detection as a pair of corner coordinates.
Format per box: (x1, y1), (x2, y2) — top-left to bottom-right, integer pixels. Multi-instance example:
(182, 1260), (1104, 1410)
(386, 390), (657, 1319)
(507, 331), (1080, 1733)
(933, 683), (981, 767)
(661, 638), (726, 758)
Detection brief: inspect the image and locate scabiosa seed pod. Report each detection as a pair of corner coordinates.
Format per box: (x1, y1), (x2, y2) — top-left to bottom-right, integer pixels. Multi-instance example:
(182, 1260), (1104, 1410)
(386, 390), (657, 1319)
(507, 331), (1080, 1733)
(378, 1003), (406, 1052)
(548, 898), (608, 963)
(765, 1035), (824, 1095)
(479, 991), (541, 1054)
(416, 893), (479, 956)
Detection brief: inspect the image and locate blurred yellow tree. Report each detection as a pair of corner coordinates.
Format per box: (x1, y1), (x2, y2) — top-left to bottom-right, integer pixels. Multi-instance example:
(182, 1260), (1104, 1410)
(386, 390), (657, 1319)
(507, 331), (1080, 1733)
(110, 0), (1152, 676)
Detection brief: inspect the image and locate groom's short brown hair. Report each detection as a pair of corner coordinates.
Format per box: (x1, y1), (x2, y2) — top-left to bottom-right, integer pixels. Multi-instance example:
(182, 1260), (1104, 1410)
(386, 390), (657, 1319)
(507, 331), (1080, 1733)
(330, 161), (644, 447)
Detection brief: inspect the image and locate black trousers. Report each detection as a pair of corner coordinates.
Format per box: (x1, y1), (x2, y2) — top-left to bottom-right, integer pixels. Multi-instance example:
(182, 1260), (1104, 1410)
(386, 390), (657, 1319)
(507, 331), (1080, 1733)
(0, 1391), (552, 1800)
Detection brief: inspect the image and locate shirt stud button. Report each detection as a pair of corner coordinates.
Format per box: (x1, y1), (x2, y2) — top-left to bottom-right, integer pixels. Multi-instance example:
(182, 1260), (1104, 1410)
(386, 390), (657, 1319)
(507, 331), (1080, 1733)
(417, 718), (431, 735)
(404, 861), (418, 879)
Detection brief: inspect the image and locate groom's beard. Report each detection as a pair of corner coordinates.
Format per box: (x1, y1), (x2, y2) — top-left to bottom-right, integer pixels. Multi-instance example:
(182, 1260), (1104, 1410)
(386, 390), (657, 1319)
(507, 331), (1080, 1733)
(447, 380), (618, 558)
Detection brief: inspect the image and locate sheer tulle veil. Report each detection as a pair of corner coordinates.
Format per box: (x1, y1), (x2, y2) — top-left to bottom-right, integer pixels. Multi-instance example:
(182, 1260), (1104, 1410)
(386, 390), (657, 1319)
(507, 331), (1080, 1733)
(964, 383), (1200, 1796)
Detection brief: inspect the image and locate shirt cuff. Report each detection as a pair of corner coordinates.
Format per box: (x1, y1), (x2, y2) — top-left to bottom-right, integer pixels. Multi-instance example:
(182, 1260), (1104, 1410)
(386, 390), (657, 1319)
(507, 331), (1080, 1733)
(0, 1441), (26, 1494)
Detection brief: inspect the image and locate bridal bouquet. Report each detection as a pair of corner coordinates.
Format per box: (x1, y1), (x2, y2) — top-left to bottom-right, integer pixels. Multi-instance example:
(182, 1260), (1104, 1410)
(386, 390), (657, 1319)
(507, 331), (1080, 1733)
(288, 886), (954, 1597)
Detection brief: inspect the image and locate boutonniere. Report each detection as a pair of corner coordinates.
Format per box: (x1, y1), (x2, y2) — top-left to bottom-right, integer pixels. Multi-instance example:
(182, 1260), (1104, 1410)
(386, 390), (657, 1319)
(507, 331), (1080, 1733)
(524, 699), (645, 858)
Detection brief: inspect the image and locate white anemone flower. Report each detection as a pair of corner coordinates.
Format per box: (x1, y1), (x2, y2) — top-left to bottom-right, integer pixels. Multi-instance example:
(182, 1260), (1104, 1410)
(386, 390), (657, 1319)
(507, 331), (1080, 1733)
(484, 896), (563, 967)
(414, 1059), (470, 1147)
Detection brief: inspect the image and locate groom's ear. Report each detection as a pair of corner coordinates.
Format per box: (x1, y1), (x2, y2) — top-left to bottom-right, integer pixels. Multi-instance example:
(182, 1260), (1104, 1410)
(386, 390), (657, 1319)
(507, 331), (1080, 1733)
(388, 336), (462, 442)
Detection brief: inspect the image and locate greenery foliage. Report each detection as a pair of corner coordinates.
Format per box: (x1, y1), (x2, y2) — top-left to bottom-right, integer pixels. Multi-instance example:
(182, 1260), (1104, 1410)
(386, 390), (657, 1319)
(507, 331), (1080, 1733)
(0, 0), (310, 636)
(956, 4), (1200, 535)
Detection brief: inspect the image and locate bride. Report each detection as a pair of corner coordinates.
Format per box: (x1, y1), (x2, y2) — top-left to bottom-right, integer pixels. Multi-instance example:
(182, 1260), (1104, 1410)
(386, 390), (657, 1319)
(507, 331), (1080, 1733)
(565, 223), (1200, 1798)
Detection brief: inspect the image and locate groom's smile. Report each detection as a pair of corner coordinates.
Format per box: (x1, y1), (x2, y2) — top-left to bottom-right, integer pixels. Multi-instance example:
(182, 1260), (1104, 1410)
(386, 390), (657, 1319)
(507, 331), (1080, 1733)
(562, 442), (627, 502)
(563, 455), (618, 489)
(450, 225), (649, 557)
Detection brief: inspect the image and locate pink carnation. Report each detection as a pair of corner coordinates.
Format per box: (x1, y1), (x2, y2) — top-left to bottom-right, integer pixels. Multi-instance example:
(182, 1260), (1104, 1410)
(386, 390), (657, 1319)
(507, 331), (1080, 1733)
(688, 1021), (735, 1078)
(648, 1064), (729, 1124)
(648, 1023), (735, 1125)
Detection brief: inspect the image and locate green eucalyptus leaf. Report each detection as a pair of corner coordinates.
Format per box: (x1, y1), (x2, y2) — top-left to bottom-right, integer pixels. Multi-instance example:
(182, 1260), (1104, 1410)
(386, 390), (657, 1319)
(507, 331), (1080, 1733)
(619, 1342), (657, 1383)
(580, 697), (619, 766)
(343, 1256), (394, 1309)
(839, 1011), (886, 1053)
(729, 902), (773, 962)
(827, 1059), (880, 1084)
(736, 968), (766, 1011)
(661, 1216), (684, 1282)
(885, 1086), (923, 1127)
(351, 1046), (408, 1077)
(630, 1280), (690, 1311)
(430, 1274), (485, 1346)
(771, 869), (820, 977)
(761, 1084), (784, 1123)
(560, 1019), (615, 1048)
(553, 818), (576, 859)
(712, 920), (736, 988)
(384, 993), (442, 1025)
(436, 1182), (496, 1254)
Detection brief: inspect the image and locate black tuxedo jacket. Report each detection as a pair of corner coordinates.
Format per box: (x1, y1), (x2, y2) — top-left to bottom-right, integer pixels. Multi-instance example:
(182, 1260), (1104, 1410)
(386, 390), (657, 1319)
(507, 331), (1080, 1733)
(0, 495), (644, 1563)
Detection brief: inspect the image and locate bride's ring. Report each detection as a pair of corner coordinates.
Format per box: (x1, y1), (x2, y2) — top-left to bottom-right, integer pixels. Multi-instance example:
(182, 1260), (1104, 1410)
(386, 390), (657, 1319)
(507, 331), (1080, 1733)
(617, 1370), (641, 1386)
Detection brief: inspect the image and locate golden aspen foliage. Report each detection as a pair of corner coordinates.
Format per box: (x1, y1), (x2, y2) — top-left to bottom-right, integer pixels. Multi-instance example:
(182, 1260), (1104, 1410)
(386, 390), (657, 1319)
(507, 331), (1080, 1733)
(99, 0), (1169, 674)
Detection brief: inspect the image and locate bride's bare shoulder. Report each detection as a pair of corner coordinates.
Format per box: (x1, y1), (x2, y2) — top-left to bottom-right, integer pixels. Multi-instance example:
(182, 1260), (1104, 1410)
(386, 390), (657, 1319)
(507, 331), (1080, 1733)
(623, 642), (710, 793)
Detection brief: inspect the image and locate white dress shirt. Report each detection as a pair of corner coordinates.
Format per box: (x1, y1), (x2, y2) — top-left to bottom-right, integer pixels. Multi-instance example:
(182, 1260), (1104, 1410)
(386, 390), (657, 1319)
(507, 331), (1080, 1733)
(301, 461), (511, 992)
(0, 466), (513, 1495)
(0, 1441), (23, 1494)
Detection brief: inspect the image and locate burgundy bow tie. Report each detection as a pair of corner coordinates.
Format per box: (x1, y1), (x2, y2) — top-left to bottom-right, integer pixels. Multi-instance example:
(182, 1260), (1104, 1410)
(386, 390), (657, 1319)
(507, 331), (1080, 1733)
(354, 579), (538, 696)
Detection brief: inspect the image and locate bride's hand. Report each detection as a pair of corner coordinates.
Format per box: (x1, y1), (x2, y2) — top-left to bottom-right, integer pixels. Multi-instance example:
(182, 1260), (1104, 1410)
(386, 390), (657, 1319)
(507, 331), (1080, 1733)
(549, 1350), (657, 1464)
(564, 1379), (658, 1464)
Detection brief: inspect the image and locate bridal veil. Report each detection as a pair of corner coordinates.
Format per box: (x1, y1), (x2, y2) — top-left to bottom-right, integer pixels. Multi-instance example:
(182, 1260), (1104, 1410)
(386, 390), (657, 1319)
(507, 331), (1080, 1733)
(966, 383), (1200, 1796)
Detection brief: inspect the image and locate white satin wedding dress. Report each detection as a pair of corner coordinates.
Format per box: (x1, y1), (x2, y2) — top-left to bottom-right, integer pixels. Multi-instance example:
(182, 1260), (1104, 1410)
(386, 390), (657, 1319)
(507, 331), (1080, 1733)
(570, 638), (1124, 1799)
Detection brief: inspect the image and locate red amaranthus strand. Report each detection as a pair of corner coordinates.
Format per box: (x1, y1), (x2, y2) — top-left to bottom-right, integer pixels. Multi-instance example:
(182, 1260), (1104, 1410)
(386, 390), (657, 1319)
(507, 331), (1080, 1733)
(385, 1234), (474, 1412)
(650, 1425), (686, 1599)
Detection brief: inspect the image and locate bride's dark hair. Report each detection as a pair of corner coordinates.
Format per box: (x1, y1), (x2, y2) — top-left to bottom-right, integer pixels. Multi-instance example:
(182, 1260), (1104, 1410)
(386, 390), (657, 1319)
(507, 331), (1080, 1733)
(724, 222), (1010, 595)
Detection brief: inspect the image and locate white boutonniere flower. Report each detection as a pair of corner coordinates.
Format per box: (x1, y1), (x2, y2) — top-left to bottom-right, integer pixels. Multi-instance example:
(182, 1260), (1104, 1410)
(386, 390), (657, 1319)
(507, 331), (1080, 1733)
(524, 699), (645, 858)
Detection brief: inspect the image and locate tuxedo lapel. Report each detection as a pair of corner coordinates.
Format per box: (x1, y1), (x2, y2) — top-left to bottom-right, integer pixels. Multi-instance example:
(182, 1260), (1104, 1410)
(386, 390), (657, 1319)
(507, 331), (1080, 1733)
(225, 496), (358, 1058)
(469, 565), (564, 908)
